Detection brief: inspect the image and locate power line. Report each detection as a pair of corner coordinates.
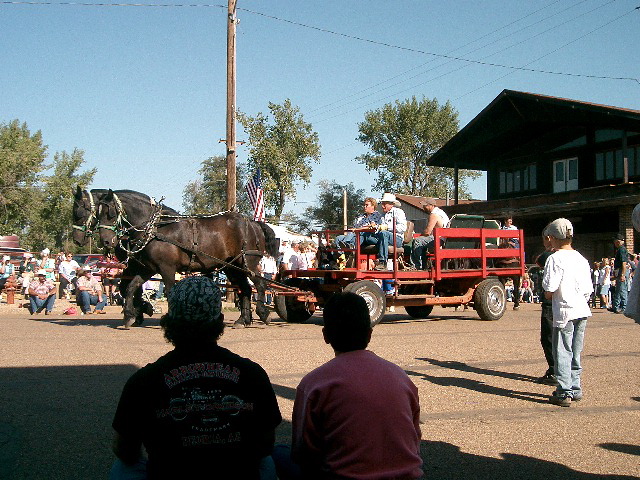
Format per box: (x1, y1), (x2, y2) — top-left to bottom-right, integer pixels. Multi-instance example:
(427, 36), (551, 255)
(238, 5), (640, 86)
(4, 0), (637, 84)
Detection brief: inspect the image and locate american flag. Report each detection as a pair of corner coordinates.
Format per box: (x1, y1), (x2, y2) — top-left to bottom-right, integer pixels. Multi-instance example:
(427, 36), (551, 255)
(246, 168), (265, 222)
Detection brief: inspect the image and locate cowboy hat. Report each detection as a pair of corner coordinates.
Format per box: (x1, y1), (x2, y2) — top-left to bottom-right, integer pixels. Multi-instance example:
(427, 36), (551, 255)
(379, 193), (400, 207)
(36, 269), (47, 276)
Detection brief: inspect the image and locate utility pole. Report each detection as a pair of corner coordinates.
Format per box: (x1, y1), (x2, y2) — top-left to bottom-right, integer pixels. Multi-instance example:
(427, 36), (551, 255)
(226, 0), (238, 211)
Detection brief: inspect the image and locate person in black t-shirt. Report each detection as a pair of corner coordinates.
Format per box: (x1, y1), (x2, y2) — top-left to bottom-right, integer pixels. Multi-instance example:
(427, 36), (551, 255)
(110, 276), (282, 480)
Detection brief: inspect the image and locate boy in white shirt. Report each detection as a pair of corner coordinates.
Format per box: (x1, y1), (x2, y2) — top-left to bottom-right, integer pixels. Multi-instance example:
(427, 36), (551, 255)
(542, 218), (593, 407)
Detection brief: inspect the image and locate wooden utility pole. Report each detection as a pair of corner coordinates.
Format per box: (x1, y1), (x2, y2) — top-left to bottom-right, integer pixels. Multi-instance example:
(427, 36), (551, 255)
(226, 0), (238, 211)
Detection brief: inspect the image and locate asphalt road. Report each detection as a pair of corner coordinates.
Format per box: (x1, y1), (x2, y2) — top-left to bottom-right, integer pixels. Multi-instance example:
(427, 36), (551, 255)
(1, 301), (639, 479)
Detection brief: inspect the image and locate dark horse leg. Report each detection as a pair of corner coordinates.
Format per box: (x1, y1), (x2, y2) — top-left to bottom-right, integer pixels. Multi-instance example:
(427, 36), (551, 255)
(228, 270), (252, 328)
(121, 271), (151, 329)
(251, 274), (271, 325)
(512, 275), (521, 311)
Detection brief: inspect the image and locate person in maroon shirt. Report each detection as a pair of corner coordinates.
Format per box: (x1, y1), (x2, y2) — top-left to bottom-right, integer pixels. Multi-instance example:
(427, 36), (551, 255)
(281, 292), (423, 480)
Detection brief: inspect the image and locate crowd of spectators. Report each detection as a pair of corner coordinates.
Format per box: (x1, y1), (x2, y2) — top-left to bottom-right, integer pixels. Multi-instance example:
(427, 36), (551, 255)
(0, 249), (124, 315)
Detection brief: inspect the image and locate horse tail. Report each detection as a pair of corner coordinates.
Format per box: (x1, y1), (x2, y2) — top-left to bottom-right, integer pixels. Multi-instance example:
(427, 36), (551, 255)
(256, 222), (279, 258)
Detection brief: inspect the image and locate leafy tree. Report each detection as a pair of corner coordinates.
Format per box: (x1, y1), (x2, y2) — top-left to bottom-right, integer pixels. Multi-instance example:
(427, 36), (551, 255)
(300, 180), (366, 232)
(356, 96), (481, 198)
(182, 156), (251, 215)
(238, 99), (321, 222)
(0, 120), (96, 252)
(36, 149), (96, 251)
(0, 120), (47, 237)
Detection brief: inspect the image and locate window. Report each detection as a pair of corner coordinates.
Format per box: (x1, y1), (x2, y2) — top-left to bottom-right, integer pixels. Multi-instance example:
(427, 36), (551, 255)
(595, 146), (639, 181)
(499, 164), (537, 194)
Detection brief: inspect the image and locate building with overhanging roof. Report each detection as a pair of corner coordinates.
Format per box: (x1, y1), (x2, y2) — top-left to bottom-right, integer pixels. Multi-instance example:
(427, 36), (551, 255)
(426, 89), (640, 262)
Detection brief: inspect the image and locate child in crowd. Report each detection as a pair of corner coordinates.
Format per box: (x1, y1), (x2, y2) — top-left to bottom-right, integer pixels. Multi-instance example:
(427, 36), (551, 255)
(542, 218), (592, 407)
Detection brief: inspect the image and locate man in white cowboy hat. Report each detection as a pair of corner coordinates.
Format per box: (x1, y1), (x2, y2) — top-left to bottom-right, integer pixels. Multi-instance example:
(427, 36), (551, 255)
(364, 193), (406, 271)
(27, 269), (56, 315)
(411, 197), (450, 269)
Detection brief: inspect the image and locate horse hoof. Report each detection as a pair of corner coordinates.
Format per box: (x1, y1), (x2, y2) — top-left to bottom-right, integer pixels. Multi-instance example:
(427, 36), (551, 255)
(513, 305), (520, 311)
(233, 321), (246, 329)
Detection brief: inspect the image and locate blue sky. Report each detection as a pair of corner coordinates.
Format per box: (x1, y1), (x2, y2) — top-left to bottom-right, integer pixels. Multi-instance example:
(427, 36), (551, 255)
(2, 0), (639, 219)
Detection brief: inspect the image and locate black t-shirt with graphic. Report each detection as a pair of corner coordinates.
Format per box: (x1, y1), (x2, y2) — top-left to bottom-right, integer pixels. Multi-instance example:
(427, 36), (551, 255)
(113, 345), (282, 479)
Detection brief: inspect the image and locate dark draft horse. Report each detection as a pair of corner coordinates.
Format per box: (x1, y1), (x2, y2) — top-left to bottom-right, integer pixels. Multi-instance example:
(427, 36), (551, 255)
(86, 188), (277, 329)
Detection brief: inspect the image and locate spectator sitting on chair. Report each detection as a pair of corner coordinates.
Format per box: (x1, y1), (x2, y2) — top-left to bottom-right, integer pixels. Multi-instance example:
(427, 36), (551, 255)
(37, 248), (56, 282)
(276, 291), (423, 479)
(58, 252), (80, 299)
(411, 197), (450, 269)
(28, 269), (56, 315)
(0, 255), (15, 292)
(76, 269), (107, 315)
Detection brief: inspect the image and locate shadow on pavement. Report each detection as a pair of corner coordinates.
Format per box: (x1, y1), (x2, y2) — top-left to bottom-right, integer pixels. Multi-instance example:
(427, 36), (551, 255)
(406, 369), (548, 404)
(0, 364), (138, 480)
(417, 357), (539, 383)
(422, 440), (638, 479)
(599, 443), (640, 456)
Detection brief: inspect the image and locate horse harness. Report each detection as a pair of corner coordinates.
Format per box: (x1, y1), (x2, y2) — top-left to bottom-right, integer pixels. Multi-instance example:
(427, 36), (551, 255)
(98, 192), (265, 279)
(72, 190), (97, 238)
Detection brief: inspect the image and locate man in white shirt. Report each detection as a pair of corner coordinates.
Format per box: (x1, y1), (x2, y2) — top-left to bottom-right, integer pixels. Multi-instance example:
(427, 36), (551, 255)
(58, 252), (80, 298)
(411, 198), (450, 269)
(363, 193), (407, 271)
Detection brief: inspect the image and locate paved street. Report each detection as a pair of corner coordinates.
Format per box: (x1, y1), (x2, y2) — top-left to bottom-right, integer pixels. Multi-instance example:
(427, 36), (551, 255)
(0, 301), (639, 479)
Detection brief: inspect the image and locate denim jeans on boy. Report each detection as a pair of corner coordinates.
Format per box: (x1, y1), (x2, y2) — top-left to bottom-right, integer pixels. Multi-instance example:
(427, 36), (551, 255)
(552, 317), (587, 398)
(29, 294), (56, 314)
(78, 291), (107, 314)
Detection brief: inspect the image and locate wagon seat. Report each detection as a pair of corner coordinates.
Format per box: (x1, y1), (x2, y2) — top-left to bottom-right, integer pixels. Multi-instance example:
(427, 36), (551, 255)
(359, 221), (415, 265)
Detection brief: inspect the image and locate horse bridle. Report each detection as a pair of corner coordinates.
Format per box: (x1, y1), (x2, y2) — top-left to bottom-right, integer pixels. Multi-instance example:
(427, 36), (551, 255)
(97, 193), (128, 237)
(72, 190), (97, 238)
(98, 193), (165, 256)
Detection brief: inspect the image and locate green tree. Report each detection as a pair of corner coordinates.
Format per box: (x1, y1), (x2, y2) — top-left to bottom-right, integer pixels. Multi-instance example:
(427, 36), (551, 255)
(34, 149), (96, 251)
(0, 120), (96, 252)
(182, 156), (250, 215)
(300, 180), (366, 232)
(0, 120), (47, 236)
(238, 99), (321, 222)
(357, 96), (481, 198)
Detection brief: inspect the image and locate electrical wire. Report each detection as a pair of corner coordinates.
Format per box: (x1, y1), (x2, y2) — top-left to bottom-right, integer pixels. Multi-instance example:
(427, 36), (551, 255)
(3, 0), (637, 84)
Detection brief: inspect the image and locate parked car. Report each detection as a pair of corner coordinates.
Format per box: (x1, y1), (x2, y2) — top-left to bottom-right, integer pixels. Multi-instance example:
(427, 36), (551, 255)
(72, 254), (104, 275)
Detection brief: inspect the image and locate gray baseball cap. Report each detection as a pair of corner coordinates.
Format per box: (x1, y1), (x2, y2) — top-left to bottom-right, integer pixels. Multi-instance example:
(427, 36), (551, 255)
(543, 218), (573, 240)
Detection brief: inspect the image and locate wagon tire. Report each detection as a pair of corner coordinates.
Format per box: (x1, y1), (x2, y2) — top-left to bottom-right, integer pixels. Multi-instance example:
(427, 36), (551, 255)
(473, 278), (507, 321)
(404, 305), (434, 319)
(343, 280), (386, 327)
(274, 294), (313, 323)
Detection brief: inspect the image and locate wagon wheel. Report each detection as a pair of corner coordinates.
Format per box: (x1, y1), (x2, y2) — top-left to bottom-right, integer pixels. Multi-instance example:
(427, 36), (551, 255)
(274, 294), (314, 323)
(273, 278), (315, 323)
(343, 280), (386, 327)
(473, 278), (507, 321)
(404, 305), (434, 319)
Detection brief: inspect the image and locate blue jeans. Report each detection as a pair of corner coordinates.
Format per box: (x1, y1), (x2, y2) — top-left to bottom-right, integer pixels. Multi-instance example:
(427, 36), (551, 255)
(335, 232), (356, 248)
(552, 317), (587, 398)
(361, 231), (403, 262)
(29, 294), (56, 313)
(411, 235), (434, 269)
(612, 276), (629, 312)
(77, 291), (107, 314)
